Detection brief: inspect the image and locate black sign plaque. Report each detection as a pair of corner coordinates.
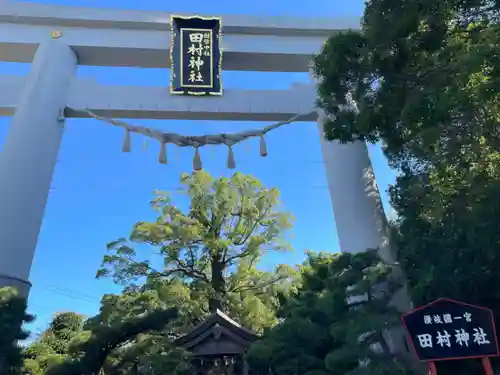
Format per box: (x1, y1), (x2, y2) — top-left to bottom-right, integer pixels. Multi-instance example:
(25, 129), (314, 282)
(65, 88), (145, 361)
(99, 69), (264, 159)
(402, 298), (500, 362)
(170, 15), (222, 96)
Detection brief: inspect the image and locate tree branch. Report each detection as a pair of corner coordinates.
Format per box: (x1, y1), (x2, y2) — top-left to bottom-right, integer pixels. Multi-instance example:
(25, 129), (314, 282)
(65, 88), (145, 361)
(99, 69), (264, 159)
(230, 274), (288, 294)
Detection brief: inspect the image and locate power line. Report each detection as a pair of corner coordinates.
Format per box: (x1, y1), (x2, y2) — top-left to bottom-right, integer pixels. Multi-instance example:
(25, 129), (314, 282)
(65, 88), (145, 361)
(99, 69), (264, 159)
(42, 285), (101, 304)
(27, 284), (103, 317)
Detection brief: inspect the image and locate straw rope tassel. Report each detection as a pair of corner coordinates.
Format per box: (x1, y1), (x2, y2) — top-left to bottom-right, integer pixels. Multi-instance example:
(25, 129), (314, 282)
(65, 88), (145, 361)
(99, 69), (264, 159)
(260, 134), (268, 157)
(193, 147), (203, 171)
(158, 141), (167, 164)
(227, 145), (236, 169)
(122, 129), (131, 152)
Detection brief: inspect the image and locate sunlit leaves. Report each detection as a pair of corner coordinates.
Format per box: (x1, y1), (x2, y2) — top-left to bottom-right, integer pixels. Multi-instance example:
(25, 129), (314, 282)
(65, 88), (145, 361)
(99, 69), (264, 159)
(97, 171), (293, 315)
(246, 251), (409, 375)
(314, 0), (500, 169)
(23, 172), (299, 374)
(314, 1), (500, 373)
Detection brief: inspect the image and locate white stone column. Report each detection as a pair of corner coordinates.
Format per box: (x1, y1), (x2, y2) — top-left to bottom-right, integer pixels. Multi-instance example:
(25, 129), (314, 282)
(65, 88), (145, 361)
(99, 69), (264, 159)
(317, 114), (393, 262)
(317, 114), (413, 356)
(0, 39), (77, 296)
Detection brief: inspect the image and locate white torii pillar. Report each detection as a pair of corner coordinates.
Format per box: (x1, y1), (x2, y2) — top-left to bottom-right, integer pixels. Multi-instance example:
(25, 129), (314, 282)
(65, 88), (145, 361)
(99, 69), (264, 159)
(318, 114), (412, 355)
(0, 39), (77, 296)
(316, 110), (392, 262)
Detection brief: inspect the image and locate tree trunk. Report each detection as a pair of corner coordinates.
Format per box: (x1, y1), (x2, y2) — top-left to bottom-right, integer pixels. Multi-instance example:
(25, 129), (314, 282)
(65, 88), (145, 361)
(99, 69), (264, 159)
(209, 253), (226, 312)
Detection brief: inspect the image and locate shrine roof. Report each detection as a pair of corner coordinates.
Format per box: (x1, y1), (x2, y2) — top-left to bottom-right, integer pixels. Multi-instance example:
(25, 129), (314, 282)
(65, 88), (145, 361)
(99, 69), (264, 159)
(175, 309), (259, 348)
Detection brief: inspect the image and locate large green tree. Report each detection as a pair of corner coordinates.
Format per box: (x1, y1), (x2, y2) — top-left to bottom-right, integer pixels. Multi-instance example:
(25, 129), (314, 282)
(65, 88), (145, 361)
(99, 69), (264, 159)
(247, 251), (411, 375)
(23, 171), (297, 374)
(313, 0), (500, 373)
(97, 171), (295, 332)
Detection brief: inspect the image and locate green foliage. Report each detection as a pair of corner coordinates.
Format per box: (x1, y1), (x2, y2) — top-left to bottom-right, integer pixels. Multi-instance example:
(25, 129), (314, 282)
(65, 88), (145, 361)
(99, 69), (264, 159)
(101, 334), (191, 375)
(97, 171), (295, 330)
(23, 289), (188, 375)
(46, 308), (178, 375)
(22, 312), (85, 374)
(43, 312), (85, 354)
(313, 1), (500, 373)
(49, 312), (84, 334)
(247, 251), (411, 375)
(0, 287), (34, 375)
(24, 171), (299, 374)
(313, 0), (500, 311)
(313, 0), (500, 169)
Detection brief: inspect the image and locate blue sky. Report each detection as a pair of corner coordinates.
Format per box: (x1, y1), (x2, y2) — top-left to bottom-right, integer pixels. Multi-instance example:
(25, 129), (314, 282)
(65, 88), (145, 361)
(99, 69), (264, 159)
(0, 0), (396, 336)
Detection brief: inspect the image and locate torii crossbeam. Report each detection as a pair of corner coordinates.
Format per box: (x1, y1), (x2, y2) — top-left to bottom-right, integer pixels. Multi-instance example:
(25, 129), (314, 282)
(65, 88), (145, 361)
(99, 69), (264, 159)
(0, 1), (391, 296)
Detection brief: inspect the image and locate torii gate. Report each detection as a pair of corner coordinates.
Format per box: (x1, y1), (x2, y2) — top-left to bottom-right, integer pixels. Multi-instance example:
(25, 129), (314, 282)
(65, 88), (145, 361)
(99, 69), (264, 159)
(0, 1), (391, 296)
